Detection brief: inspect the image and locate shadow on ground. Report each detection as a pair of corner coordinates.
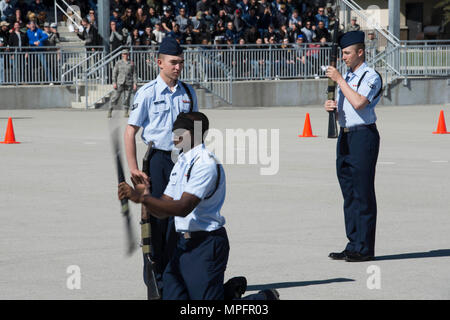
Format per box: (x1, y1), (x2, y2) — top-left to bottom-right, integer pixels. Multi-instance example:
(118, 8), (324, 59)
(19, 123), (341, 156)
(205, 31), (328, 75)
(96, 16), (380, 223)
(375, 249), (450, 261)
(247, 278), (355, 291)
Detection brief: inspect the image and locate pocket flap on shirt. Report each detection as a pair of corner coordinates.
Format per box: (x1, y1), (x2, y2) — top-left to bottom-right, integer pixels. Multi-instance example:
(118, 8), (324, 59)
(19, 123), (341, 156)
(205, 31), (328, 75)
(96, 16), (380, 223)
(152, 101), (169, 113)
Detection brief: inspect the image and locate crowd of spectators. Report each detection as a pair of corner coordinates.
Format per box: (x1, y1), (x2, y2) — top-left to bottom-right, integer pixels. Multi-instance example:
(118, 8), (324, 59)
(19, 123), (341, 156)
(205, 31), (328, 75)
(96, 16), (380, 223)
(104, 0), (341, 49)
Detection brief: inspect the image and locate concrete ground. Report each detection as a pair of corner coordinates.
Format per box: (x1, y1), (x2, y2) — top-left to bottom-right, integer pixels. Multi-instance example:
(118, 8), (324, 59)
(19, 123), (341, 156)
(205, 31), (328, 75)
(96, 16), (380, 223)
(0, 104), (449, 300)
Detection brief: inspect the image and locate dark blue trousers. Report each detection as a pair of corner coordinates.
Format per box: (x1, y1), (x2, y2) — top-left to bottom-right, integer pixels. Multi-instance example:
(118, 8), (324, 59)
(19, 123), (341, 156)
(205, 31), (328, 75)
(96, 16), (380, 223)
(163, 228), (230, 300)
(336, 125), (380, 256)
(143, 150), (177, 291)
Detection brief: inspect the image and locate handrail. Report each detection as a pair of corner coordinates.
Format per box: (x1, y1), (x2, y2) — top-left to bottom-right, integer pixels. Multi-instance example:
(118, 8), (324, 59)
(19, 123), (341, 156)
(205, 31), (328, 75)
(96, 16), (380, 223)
(339, 0), (401, 45)
(61, 50), (103, 83)
(54, 0), (83, 30)
(88, 46), (124, 72)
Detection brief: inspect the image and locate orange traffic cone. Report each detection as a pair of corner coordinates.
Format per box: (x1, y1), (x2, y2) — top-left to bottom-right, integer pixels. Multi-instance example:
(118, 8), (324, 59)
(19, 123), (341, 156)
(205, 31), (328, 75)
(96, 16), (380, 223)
(298, 113), (317, 137)
(1, 117), (21, 144)
(433, 110), (450, 134)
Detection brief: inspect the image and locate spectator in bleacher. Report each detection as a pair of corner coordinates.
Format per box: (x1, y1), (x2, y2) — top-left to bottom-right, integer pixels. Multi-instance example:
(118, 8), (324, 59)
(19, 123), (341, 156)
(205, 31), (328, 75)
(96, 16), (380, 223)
(8, 9), (25, 29)
(315, 20), (330, 42)
(250, 37), (270, 79)
(243, 6), (258, 29)
(75, 18), (100, 51)
(168, 23), (184, 43)
(135, 7), (148, 32)
(285, 0), (297, 16)
(8, 21), (28, 83)
(244, 25), (258, 44)
(15, 0), (29, 18)
(36, 11), (47, 28)
(122, 0), (135, 13)
(44, 22), (60, 83)
(121, 7), (136, 33)
(160, 0), (173, 16)
(289, 9), (301, 26)
(302, 8), (315, 26)
(29, 0), (47, 15)
(161, 7), (175, 32)
(122, 27), (132, 46)
(152, 22), (165, 43)
(27, 20), (52, 82)
(183, 24), (197, 44)
(111, 0), (123, 15)
(222, 0), (236, 17)
(135, 0), (149, 14)
(197, 0), (210, 14)
(148, 7), (160, 26)
(111, 8), (123, 31)
(26, 11), (36, 24)
(288, 22), (303, 43)
(147, 1), (161, 15)
(271, 0), (283, 13)
(237, 0), (250, 16)
(294, 34), (307, 73)
(274, 4), (289, 29)
(0, 0), (14, 21)
(9, 20), (28, 48)
(44, 22), (60, 47)
(175, 7), (191, 33)
(278, 24), (289, 40)
(86, 8), (97, 29)
(263, 24), (278, 44)
(211, 0), (224, 16)
(258, 5), (272, 33)
(142, 25), (156, 45)
(110, 20), (123, 52)
(314, 7), (328, 29)
(131, 28), (141, 45)
(256, 0), (271, 18)
(215, 9), (231, 28)
(233, 9), (245, 39)
(225, 20), (237, 44)
(0, 20), (9, 42)
(346, 16), (360, 32)
(301, 20), (315, 42)
(191, 10), (205, 31)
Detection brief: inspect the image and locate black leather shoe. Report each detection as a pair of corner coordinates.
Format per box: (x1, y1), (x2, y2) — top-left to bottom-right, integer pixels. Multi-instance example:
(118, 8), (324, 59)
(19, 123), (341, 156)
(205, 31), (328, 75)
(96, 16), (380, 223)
(345, 252), (374, 262)
(259, 289), (280, 300)
(328, 250), (350, 260)
(224, 276), (247, 300)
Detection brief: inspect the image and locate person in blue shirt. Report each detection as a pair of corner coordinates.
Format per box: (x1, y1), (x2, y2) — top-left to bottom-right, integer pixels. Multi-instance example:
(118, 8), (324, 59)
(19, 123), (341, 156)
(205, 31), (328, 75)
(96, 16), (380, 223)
(124, 37), (197, 295)
(324, 31), (382, 262)
(27, 20), (52, 82)
(119, 111), (280, 300)
(314, 7), (329, 29)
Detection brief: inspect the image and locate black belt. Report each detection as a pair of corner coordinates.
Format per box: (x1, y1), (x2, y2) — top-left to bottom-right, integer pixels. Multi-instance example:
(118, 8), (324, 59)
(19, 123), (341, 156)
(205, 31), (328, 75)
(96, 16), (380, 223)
(153, 149), (172, 155)
(180, 227), (225, 240)
(341, 123), (376, 133)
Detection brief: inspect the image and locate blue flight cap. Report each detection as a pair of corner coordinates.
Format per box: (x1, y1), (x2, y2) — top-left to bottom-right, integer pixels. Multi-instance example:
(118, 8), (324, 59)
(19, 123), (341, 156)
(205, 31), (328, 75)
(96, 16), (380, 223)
(159, 37), (183, 56)
(339, 31), (365, 49)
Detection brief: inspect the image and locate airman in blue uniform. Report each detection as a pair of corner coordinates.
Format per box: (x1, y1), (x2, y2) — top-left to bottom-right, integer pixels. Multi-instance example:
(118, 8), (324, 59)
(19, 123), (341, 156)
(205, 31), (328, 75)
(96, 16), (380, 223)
(124, 37), (198, 293)
(324, 31), (382, 262)
(119, 112), (280, 300)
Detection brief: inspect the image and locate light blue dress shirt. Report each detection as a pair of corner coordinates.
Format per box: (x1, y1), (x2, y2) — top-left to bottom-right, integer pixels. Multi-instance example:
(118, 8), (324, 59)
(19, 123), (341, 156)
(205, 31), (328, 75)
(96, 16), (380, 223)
(336, 62), (382, 128)
(164, 144), (226, 233)
(128, 75), (198, 151)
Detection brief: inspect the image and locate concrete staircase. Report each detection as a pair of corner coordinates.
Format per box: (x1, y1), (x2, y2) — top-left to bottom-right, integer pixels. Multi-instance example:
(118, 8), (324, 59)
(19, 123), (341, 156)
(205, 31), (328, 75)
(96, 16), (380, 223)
(58, 21), (85, 52)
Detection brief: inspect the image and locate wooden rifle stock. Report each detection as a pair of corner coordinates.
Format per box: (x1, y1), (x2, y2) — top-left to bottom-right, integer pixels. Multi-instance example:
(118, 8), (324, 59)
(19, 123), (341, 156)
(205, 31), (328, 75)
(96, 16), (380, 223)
(141, 142), (160, 300)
